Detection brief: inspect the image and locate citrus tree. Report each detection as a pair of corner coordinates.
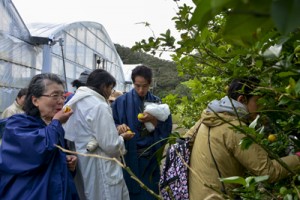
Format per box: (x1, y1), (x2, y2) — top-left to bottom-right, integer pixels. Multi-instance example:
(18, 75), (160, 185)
(133, 0), (300, 199)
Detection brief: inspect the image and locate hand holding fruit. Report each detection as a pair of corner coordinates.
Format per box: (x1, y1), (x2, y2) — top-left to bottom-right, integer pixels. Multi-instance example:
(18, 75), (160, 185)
(53, 106), (73, 124)
(63, 105), (72, 113)
(120, 129), (135, 140)
(138, 112), (158, 128)
(138, 113), (144, 120)
(117, 124), (130, 134)
(137, 112), (155, 122)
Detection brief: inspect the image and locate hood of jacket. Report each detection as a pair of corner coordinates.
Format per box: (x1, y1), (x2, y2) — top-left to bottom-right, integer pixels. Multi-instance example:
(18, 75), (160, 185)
(65, 86), (107, 108)
(202, 96), (249, 127)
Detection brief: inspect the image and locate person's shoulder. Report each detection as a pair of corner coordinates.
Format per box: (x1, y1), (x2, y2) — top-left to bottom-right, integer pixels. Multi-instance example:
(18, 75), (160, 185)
(2, 103), (14, 112)
(65, 93), (74, 103)
(5, 114), (32, 127)
(8, 113), (29, 121)
(116, 92), (130, 101)
(1, 105), (16, 118)
(147, 92), (161, 102)
(93, 101), (109, 110)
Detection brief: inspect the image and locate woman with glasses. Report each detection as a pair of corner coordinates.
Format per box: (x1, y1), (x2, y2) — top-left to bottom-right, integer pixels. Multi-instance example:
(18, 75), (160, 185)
(64, 69), (133, 200)
(0, 73), (79, 199)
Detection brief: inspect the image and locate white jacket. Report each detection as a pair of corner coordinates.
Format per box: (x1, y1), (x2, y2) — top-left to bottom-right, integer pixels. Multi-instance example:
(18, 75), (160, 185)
(64, 86), (129, 200)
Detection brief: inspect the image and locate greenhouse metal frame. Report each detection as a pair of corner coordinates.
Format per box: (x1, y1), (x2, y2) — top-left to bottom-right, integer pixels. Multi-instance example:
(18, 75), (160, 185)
(0, 0), (129, 115)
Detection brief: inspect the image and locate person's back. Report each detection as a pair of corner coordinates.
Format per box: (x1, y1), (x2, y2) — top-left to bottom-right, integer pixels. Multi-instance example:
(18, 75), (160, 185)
(189, 111), (252, 199)
(64, 69), (132, 200)
(188, 78), (300, 199)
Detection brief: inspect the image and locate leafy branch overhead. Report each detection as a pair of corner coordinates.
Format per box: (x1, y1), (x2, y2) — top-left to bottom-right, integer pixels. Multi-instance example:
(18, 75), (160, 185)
(131, 0), (300, 199)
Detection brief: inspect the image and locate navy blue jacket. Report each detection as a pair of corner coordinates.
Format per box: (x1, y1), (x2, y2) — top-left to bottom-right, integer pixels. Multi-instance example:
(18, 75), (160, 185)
(112, 89), (172, 195)
(0, 114), (78, 200)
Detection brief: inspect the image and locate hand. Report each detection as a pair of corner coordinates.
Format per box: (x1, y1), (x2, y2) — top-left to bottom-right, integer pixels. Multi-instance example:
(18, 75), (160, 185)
(53, 109), (73, 124)
(117, 124), (130, 134)
(139, 112), (158, 127)
(66, 155), (77, 172)
(120, 131), (135, 140)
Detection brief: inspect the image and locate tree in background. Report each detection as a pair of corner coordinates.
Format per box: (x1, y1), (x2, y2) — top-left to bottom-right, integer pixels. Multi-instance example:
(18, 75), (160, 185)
(133, 0), (300, 198)
(115, 44), (190, 99)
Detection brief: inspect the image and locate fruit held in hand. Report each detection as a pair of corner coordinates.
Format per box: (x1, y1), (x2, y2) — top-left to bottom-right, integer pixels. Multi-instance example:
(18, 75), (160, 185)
(63, 106), (71, 113)
(127, 130), (135, 135)
(268, 134), (276, 142)
(137, 113), (144, 119)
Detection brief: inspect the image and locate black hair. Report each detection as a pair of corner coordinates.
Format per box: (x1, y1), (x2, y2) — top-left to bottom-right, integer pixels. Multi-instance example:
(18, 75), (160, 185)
(227, 77), (260, 101)
(16, 88), (28, 99)
(71, 70), (90, 89)
(24, 73), (64, 116)
(86, 69), (116, 99)
(71, 80), (86, 89)
(131, 65), (152, 84)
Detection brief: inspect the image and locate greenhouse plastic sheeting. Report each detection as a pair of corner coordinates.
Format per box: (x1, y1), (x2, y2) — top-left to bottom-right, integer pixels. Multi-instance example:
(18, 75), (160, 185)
(0, 0), (128, 115)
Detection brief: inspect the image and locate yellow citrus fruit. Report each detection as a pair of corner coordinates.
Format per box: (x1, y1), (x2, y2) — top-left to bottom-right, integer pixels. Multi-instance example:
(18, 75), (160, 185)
(63, 106), (71, 113)
(127, 130), (135, 135)
(268, 134), (276, 142)
(137, 113), (144, 119)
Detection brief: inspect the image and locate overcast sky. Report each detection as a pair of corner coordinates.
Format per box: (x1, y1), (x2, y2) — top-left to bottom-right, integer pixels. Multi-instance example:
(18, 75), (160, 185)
(13, 0), (192, 55)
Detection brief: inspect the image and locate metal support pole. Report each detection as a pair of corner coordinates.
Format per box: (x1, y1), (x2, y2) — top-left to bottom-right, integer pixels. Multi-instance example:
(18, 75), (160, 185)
(59, 38), (67, 88)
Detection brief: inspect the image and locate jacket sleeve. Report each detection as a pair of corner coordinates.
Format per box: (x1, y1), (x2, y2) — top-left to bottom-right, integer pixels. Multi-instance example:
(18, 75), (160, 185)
(228, 132), (300, 183)
(87, 103), (126, 157)
(0, 118), (65, 174)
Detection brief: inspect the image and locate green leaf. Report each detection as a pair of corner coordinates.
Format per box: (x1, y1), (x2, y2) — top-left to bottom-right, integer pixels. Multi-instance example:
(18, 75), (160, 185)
(219, 176), (246, 186)
(277, 71), (298, 78)
(254, 175), (269, 183)
(289, 78), (296, 88)
(280, 186), (288, 195)
(222, 0), (274, 46)
(278, 95), (291, 106)
(239, 137), (253, 150)
(190, 0), (237, 30)
(284, 194), (293, 200)
(255, 60), (263, 68)
(271, 0), (300, 35)
(295, 79), (300, 95)
(244, 175), (269, 188)
(223, 16), (273, 46)
(245, 176), (255, 187)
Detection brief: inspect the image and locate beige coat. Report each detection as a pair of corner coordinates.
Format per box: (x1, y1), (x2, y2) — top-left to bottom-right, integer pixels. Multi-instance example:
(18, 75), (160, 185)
(186, 111), (300, 200)
(1, 101), (24, 118)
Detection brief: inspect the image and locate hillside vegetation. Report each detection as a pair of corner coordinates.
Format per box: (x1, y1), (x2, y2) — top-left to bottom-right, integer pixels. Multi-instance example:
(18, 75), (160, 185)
(115, 44), (189, 98)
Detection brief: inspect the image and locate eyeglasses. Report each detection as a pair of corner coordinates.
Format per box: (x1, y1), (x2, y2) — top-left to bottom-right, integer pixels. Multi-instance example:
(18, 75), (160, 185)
(41, 93), (66, 101)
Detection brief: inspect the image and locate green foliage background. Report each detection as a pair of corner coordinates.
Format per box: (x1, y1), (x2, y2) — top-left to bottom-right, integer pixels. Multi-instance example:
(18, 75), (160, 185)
(115, 44), (190, 99)
(131, 0), (300, 199)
